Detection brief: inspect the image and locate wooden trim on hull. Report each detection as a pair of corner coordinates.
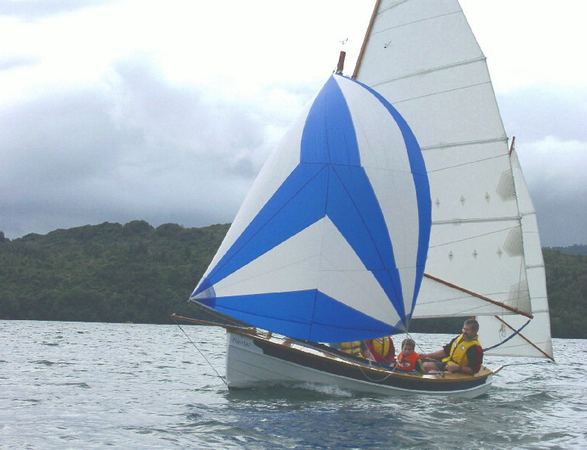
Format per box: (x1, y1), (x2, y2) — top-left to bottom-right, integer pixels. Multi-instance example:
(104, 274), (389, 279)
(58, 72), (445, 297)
(229, 329), (492, 395)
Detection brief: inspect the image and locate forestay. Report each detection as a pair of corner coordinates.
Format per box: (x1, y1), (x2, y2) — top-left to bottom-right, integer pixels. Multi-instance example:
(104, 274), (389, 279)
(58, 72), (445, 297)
(354, 0), (534, 318)
(191, 74), (431, 343)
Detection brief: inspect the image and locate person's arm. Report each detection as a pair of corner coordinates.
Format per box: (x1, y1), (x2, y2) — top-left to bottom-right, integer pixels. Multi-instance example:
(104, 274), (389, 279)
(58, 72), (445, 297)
(467, 345), (483, 373)
(422, 337), (454, 360)
(421, 349), (446, 360)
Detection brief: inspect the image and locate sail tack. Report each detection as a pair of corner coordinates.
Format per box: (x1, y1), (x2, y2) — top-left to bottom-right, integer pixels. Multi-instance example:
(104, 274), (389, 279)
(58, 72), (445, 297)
(192, 74), (431, 342)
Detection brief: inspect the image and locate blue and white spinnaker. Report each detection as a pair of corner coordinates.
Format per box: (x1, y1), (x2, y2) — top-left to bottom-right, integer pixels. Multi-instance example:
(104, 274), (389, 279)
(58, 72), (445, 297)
(191, 74), (431, 342)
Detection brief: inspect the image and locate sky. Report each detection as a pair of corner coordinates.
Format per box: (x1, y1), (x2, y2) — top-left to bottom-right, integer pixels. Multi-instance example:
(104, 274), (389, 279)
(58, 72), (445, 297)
(1, 0), (586, 247)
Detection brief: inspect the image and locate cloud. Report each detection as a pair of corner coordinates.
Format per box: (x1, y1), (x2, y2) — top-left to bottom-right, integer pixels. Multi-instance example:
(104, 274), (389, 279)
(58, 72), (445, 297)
(497, 86), (587, 143)
(0, 55), (39, 71)
(515, 137), (587, 247)
(0, 0), (110, 19)
(0, 56), (308, 238)
(493, 86), (587, 246)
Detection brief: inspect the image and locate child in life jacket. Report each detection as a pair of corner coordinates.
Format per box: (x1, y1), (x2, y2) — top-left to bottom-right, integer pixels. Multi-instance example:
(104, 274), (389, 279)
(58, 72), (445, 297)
(395, 338), (422, 372)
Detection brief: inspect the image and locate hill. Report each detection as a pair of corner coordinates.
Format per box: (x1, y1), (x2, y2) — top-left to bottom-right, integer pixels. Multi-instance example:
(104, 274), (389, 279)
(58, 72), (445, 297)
(1, 221), (585, 338)
(0, 221), (228, 324)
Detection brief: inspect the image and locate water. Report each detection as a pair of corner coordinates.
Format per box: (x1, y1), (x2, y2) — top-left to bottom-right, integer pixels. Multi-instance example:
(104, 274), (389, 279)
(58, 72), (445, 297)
(1, 320), (585, 449)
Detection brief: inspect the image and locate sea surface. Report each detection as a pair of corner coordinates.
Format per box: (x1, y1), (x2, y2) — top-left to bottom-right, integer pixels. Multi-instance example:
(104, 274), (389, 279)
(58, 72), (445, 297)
(0, 320), (585, 449)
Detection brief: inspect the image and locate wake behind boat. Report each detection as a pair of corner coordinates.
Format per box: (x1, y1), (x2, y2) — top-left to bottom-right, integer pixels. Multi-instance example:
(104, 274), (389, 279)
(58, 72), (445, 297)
(179, 0), (554, 399)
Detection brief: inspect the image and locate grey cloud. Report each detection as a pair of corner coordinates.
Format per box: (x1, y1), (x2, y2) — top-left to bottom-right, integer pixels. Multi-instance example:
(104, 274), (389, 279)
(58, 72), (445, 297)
(498, 86), (587, 246)
(497, 86), (587, 142)
(0, 57), (276, 239)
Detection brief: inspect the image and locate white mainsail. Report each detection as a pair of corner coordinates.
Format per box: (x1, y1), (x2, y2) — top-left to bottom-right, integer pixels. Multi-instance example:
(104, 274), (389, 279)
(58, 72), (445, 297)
(354, 0), (532, 318)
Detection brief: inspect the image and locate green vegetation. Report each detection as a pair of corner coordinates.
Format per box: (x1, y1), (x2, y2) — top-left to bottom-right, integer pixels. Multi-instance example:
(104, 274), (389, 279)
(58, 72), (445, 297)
(0, 221), (228, 324)
(0, 222), (585, 338)
(543, 248), (587, 338)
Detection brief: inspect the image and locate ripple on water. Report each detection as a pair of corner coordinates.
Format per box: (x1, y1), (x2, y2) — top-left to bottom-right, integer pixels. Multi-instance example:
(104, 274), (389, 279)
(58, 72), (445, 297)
(1, 322), (585, 449)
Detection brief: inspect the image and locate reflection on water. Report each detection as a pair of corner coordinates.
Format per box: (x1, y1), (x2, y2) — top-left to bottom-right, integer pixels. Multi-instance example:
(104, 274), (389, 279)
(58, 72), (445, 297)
(0, 320), (585, 449)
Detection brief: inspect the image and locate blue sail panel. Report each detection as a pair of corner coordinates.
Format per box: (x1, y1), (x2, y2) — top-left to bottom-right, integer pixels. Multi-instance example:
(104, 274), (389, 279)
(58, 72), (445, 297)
(198, 290), (396, 342)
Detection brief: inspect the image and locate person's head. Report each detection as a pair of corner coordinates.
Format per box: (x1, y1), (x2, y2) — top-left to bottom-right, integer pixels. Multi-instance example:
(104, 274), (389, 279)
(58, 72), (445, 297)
(462, 318), (479, 340)
(401, 338), (415, 354)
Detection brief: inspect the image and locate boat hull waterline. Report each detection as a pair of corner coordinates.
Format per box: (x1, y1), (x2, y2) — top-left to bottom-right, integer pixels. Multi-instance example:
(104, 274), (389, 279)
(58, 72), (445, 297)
(226, 330), (493, 399)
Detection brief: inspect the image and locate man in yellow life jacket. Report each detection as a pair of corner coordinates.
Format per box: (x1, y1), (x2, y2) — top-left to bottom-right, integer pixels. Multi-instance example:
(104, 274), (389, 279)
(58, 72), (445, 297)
(421, 318), (483, 375)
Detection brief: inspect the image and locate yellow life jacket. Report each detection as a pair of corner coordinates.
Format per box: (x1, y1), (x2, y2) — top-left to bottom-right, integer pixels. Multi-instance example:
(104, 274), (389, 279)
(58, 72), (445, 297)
(442, 334), (480, 368)
(368, 336), (394, 360)
(340, 341), (363, 357)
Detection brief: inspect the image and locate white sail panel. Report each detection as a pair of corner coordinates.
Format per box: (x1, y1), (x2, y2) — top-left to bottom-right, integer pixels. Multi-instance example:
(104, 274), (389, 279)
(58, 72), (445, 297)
(426, 144), (517, 222)
(382, 84), (506, 150)
(365, 2), (480, 87)
(422, 220), (530, 312)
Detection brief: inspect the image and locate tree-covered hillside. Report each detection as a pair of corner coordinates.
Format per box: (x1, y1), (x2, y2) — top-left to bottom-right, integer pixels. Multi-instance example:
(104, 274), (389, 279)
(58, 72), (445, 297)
(0, 221), (228, 324)
(0, 222), (585, 338)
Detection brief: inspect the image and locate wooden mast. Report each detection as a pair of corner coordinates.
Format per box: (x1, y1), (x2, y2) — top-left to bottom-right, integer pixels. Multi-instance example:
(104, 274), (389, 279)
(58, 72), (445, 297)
(352, 0), (382, 79)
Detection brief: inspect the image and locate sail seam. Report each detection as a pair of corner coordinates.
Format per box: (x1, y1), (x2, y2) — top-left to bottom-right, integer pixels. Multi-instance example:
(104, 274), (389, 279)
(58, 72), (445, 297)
(429, 223), (519, 248)
(391, 80), (492, 105)
(431, 217), (519, 226)
(421, 137), (507, 151)
(370, 56), (486, 89)
(378, 0), (409, 14)
(374, 10), (462, 35)
(427, 153), (508, 173)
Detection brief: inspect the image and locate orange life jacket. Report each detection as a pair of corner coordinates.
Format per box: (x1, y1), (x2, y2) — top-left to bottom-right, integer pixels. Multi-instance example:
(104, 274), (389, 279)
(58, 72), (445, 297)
(396, 351), (421, 371)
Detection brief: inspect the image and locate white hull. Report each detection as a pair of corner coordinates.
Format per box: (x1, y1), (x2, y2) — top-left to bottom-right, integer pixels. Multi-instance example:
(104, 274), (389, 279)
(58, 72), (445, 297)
(226, 331), (493, 399)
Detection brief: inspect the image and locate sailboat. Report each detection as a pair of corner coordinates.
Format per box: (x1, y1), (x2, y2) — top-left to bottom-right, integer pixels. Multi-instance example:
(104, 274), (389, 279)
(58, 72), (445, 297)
(182, 0), (554, 398)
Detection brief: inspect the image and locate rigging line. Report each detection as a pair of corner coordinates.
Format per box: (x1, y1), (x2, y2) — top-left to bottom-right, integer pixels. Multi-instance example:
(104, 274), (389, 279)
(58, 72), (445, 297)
(423, 273), (533, 319)
(492, 360), (553, 375)
(490, 315), (554, 361)
(173, 318), (228, 388)
(483, 318), (532, 352)
(421, 137), (507, 151)
(358, 363), (395, 383)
